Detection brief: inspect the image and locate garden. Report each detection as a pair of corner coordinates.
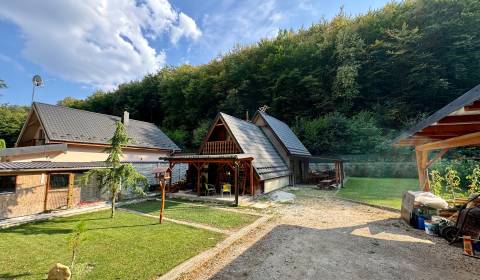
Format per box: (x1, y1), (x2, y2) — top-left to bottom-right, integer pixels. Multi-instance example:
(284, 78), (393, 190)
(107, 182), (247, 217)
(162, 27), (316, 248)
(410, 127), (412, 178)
(0, 199), (260, 279)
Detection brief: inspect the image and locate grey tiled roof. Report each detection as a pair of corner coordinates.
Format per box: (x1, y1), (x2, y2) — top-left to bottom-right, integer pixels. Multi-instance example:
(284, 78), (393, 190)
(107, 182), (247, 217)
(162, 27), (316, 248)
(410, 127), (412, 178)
(33, 103), (180, 151)
(0, 161), (108, 172)
(220, 113), (290, 180)
(258, 112), (311, 157)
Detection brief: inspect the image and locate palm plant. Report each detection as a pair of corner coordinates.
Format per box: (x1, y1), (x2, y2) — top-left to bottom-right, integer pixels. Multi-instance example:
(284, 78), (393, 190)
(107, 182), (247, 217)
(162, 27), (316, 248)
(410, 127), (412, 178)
(81, 121), (147, 218)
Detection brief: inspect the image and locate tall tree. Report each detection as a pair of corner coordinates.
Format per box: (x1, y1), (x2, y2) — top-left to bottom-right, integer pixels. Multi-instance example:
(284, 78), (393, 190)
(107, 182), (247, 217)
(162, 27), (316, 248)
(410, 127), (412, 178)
(81, 121), (147, 218)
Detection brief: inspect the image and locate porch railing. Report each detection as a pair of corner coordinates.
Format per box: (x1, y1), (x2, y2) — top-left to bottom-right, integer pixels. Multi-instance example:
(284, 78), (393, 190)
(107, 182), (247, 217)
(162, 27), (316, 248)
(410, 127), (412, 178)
(202, 140), (240, 155)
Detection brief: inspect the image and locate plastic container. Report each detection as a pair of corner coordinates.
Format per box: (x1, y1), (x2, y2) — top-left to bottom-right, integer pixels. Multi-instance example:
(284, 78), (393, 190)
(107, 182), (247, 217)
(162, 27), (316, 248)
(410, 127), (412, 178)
(424, 220), (439, 236)
(417, 216), (426, 230)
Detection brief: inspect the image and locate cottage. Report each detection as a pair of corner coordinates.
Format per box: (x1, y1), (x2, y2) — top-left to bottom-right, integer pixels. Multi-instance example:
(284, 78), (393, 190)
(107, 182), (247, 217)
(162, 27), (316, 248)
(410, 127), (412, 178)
(164, 111), (311, 200)
(0, 103), (180, 219)
(0, 102), (180, 184)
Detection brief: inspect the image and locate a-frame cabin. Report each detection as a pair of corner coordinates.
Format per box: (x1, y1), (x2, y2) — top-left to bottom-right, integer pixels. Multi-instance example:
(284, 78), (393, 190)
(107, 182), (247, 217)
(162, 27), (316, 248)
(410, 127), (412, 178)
(165, 112), (292, 199)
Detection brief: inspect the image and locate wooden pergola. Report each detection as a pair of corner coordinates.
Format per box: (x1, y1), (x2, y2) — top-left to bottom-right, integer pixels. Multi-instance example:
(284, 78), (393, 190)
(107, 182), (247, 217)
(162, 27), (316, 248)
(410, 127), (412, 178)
(161, 154), (255, 206)
(395, 84), (480, 191)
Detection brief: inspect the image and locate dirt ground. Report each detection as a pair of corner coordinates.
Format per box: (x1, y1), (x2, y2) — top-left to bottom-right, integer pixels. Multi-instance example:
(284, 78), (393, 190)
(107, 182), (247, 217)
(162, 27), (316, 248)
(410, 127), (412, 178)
(178, 190), (479, 280)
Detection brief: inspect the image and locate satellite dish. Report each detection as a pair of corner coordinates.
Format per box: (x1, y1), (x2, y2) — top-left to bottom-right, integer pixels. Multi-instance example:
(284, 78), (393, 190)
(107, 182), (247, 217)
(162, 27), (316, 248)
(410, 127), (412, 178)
(32, 75), (43, 87)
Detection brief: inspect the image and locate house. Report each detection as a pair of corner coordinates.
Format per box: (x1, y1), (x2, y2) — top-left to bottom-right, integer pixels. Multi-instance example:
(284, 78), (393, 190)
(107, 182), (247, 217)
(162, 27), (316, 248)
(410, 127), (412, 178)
(0, 102), (180, 184)
(252, 111), (311, 184)
(164, 111), (311, 198)
(0, 102), (180, 219)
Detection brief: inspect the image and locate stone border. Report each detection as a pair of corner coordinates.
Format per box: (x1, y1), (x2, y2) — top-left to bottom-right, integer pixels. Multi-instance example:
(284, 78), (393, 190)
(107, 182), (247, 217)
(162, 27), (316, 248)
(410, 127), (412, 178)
(157, 214), (272, 280)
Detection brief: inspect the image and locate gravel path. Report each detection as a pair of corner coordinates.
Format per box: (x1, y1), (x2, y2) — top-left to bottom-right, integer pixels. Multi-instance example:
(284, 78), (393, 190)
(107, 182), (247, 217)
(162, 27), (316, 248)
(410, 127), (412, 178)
(179, 193), (480, 280)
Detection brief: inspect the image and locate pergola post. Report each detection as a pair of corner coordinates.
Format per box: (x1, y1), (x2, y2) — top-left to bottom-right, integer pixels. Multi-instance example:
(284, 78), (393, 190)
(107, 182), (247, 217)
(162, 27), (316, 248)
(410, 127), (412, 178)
(415, 149), (430, 191)
(234, 161), (239, 206)
(66, 173), (75, 208)
(250, 160), (254, 196)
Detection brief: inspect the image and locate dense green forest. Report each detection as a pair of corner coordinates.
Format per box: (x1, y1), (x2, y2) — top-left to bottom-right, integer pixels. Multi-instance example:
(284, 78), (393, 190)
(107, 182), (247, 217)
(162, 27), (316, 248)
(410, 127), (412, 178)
(2, 0), (480, 156)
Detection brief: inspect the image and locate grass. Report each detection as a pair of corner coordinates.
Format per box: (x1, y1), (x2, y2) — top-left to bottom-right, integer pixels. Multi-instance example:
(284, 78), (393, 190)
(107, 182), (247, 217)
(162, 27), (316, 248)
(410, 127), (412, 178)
(121, 199), (259, 229)
(336, 177), (419, 209)
(0, 210), (224, 280)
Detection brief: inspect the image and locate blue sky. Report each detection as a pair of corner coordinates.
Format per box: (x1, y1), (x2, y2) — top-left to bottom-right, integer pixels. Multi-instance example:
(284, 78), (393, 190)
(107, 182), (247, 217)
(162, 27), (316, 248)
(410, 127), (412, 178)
(0, 0), (390, 106)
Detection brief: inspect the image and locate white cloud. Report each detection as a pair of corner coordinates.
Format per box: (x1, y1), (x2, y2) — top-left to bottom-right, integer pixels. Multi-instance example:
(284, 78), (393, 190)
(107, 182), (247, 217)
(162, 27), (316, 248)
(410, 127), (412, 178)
(171, 13), (203, 44)
(0, 0), (201, 89)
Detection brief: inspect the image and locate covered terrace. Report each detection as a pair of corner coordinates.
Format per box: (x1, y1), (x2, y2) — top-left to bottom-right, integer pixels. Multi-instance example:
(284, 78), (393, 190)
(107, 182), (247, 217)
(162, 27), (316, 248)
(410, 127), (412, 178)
(395, 84), (480, 191)
(161, 154), (255, 205)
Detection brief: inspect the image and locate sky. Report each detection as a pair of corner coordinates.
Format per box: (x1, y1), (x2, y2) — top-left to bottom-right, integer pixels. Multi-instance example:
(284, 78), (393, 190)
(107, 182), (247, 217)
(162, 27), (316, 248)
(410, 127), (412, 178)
(0, 0), (391, 106)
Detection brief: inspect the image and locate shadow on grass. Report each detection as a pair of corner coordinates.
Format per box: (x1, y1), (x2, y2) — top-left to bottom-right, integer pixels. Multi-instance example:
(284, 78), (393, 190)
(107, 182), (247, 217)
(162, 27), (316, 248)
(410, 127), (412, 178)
(0, 272), (34, 279)
(86, 222), (159, 231)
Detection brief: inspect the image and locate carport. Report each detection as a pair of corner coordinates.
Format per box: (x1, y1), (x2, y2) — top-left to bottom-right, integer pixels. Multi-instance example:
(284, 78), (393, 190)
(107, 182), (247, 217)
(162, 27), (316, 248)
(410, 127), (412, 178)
(395, 84), (480, 191)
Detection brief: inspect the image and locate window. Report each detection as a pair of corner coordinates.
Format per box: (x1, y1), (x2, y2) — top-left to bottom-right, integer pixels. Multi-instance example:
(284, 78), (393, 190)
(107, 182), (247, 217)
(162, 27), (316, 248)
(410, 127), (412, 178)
(49, 174), (69, 189)
(0, 176), (16, 193)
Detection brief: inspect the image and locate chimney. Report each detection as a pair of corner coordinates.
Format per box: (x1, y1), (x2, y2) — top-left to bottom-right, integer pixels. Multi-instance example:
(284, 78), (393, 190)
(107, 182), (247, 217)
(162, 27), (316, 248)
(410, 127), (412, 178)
(123, 111), (130, 127)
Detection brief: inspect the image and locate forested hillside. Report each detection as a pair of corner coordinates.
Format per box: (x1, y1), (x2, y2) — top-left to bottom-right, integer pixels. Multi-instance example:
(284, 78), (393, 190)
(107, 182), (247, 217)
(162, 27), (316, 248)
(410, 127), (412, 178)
(34, 0), (480, 154)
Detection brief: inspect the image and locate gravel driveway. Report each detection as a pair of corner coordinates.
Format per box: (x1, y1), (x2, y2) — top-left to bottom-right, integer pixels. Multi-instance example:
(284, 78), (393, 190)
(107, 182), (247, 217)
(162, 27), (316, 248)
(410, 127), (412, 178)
(180, 190), (479, 280)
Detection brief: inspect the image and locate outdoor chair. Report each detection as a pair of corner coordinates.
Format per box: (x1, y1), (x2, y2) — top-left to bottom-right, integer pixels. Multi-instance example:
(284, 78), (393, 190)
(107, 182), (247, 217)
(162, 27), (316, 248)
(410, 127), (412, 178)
(221, 183), (232, 197)
(204, 183), (216, 196)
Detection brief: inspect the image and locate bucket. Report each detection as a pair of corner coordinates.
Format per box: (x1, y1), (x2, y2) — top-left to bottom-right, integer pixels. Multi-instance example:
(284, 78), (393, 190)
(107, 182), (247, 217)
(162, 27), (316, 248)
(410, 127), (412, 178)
(417, 216), (426, 230)
(424, 220), (439, 236)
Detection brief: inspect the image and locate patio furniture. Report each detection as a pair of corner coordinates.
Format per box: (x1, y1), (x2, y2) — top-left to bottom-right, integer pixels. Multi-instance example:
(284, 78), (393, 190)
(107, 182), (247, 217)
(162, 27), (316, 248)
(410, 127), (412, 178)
(221, 183), (232, 197)
(204, 183), (216, 196)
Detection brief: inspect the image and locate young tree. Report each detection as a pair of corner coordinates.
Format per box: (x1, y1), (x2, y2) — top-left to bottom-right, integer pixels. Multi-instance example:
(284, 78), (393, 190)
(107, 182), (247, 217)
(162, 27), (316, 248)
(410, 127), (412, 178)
(0, 139), (5, 149)
(466, 165), (480, 195)
(429, 170), (444, 196)
(444, 166), (461, 200)
(67, 221), (87, 272)
(82, 121), (147, 218)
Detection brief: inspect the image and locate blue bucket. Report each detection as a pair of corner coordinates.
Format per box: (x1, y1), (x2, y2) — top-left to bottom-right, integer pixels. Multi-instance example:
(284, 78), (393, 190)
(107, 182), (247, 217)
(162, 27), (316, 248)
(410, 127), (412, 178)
(417, 216), (426, 230)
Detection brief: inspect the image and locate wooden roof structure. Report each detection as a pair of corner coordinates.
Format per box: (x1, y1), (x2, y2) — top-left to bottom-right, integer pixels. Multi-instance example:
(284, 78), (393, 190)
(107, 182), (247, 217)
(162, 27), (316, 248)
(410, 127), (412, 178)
(394, 84), (480, 191)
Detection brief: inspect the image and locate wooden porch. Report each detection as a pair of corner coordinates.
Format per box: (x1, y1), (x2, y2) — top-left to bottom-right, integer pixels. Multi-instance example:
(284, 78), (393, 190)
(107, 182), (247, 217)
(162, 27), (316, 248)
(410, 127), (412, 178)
(162, 154), (257, 206)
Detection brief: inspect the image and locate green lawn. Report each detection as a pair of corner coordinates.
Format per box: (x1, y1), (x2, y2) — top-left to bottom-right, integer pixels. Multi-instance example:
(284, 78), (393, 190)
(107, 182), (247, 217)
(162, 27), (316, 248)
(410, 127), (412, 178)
(336, 177), (419, 209)
(121, 200), (259, 229)
(0, 210), (224, 280)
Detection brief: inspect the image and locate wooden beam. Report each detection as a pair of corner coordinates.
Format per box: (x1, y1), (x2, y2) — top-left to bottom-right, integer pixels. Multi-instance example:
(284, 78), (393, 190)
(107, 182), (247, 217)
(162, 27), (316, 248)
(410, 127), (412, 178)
(420, 123), (480, 134)
(415, 150), (430, 191)
(250, 160), (254, 196)
(464, 100), (480, 111)
(234, 162), (239, 206)
(196, 164), (202, 195)
(66, 173), (75, 208)
(416, 131), (480, 151)
(438, 114), (480, 124)
(43, 173), (50, 211)
(426, 148), (448, 169)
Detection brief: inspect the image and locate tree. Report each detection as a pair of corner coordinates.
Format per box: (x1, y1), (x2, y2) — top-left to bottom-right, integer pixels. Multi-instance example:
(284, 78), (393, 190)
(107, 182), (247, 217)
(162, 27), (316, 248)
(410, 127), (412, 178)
(67, 221), (87, 272)
(0, 105), (29, 147)
(0, 79), (6, 89)
(0, 139), (5, 150)
(81, 121), (147, 218)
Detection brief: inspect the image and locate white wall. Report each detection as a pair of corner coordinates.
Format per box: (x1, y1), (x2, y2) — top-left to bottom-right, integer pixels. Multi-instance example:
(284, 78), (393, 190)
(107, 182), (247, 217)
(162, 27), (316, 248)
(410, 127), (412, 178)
(263, 176), (290, 193)
(7, 144), (168, 162)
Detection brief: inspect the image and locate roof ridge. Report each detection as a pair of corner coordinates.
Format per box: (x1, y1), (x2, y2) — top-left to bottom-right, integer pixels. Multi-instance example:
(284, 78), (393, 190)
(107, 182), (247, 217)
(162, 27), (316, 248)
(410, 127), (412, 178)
(220, 112), (257, 126)
(34, 102), (155, 125)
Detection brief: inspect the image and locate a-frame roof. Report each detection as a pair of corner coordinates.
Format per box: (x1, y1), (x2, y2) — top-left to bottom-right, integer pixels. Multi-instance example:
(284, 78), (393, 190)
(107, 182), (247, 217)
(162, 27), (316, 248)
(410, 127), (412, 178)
(214, 112), (290, 180)
(17, 102), (180, 151)
(253, 111), (311, 157)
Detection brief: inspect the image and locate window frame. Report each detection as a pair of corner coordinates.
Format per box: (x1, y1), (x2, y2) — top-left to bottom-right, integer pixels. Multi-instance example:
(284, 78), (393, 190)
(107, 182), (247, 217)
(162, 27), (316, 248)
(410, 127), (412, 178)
(0, 175), (17, 194)
(48, 173), (70, 191)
